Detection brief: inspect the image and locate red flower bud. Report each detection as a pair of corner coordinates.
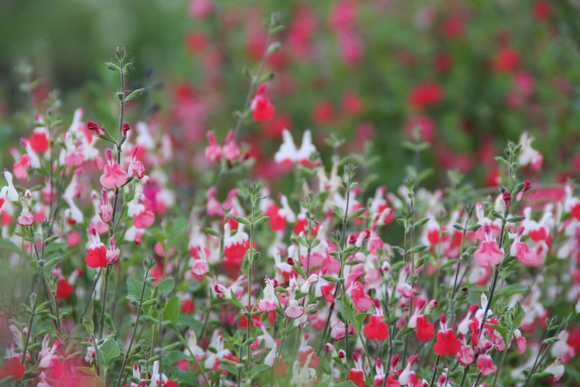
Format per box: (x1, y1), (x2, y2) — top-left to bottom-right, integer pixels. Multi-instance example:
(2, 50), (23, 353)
(87, 121), (105, 136)
(503, 191), (511, 209)
(122, 122), (131, 136)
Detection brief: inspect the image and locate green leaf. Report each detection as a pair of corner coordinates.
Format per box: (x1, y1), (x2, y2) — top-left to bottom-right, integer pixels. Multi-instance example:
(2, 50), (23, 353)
(347, 208), (366, 221)
(502, 284), (528, 299)
(228, 292), (246, 310)
(293, 265), (306, 278)
(321, 275), (339, 283)
(251, 364), (271, 376)
(218, 364), (239, 376)
(334, 382), (357, 387)
(414, 218), (430, 227)
(390, 261), (406, 272)
(204, 228), (221, 237)
(0, 239), (24, 256)
(408, 245), (428, 254)
(254, 216), (270, 226)
(100, 339), (120, 366)
(232, 216), (250, 225)
(565, 364), (580, 383)
(124, 88), (145, 102)
(158, 278), (174, 296)
(332, 205), (344, 220)
(163, 296), (180, 327)
(495, 156), (509, 166)
(126, 278), (144, 301)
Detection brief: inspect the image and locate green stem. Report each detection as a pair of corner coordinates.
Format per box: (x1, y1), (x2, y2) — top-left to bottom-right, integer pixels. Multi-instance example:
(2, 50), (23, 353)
(99, 266), (112, 338)
(114, 266), (150, 387)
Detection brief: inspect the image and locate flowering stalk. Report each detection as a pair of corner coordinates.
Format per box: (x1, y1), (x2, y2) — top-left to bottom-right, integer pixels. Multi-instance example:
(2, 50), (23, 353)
(114, 258), (153, 387)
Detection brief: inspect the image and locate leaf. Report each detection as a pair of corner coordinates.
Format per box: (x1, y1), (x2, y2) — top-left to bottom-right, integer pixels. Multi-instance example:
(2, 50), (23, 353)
(0, 239), (24, 256)
(347, 208), (366, 221)
(204, 228), (221, 237)
(408, 245), (428, 254)
(251, 364), (271, 376)
(99, 339), (120, 366)
(332, 205), (344, 220)
(158, 278), (174, 296)
(232, 216), (250, 225)
(163, 296), (180, 327)
(565, 364), (580, 383)
(126, 277), (144, 301)
(502, 284), (528, 299)
(334, 382), (357, 387)
(218, 364), (239, 376)
(124, 88), (145, 102)
(228, 292), (246, 310)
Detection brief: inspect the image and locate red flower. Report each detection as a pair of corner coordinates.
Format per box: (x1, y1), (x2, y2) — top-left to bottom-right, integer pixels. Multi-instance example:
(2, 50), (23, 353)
(85, 245), (108, 268)
(251, 85), (275, 122)
(409, 81), (444, 107)
(434, 330), (462, 356)
(56, 278), (74, 299)
(312, 101), (335, 124)
(0, 357), (25, 381)
(29, 131), (49, 153)
(493, 47), (520, 72)
(533, 1), (551, 21)
(364, 314), (389, 341)
(416, 315), (435, 342)
(349, 369), (365, 387)
(571, 202), (580, 220)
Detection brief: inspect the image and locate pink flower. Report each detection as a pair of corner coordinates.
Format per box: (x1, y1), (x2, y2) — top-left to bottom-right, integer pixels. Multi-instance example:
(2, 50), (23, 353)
(205, 131), (222, 162)
(477, 354), (497, 375)
(13, 155), (31, 180)
(510, 227), (545, 266)
(17, 197), (34, 227)
(474, 224), (504, 267)
(514, 329), (527, 354)
(106, 237), (120, 265)
(350, 281), (372, 312)
(221, 130), (240, 162)
(99, 189), (113, 223)
(85, 227), (108, 268)
(100, 149), (127, 189)
(257, 277), (279, 312)
(190, 252), (209, 279)
(129, 146), (145, 179)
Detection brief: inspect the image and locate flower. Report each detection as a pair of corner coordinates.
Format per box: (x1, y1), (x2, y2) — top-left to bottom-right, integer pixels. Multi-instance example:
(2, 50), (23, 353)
(85, 226), (108, 268)
(409, 81), (444, 107)
(474, 224), (504, 267)
(416, 315), (435, 342)
(364, 314), (389, 341)
(251, 84), (275, 122)
(477, 354), (497, 376)
(434, 315), (462, 356)
(257, 277), (279, 312)
(0, 357), (25, 381)
(100, 149), (127, 189)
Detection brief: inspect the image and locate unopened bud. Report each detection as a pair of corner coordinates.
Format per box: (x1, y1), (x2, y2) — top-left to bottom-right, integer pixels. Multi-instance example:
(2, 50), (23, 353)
(122, 123), (131, 136)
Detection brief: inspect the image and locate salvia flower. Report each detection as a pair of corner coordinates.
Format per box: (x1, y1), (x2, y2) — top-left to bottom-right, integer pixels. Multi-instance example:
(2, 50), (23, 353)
(474, 223), (504, 267)
(434, 315), (462, 356)
(100, 149), (127, 189)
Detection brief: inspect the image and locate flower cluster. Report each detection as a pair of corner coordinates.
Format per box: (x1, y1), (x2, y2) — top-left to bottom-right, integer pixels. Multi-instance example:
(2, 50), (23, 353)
(0, 12), (579, 387)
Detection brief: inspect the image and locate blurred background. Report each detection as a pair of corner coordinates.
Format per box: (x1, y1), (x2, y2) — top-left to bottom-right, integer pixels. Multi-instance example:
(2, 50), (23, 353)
(1, 0), (579, 195)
